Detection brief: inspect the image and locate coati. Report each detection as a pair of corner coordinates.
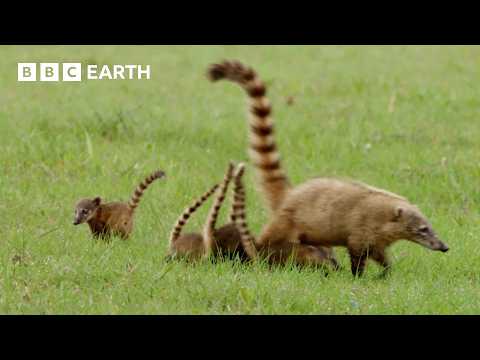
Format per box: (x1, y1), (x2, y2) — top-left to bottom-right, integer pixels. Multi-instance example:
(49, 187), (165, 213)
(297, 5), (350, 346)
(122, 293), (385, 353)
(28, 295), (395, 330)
(202, 162), (249, 259)
(73, 170), (165, 239)
(167, 162), (249, 261)
(231, 163), (337, 269)
(167, 183), (219, 260)
(207, 60), (449, 276)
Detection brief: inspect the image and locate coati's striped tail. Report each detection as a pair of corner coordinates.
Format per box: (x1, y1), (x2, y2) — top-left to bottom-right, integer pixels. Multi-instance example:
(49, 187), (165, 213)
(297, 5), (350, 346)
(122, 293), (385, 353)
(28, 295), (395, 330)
(203, 162), (235, 256)
(207, 60), (291, 212)
(128, 170), (166, 211)
(169, 184), (220, 245)
(232, 163), (258, 260)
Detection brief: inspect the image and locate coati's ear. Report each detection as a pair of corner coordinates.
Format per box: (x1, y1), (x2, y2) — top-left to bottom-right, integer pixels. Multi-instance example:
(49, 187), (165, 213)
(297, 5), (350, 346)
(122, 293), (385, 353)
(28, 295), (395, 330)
(393, 206), (404, 222)
(93, 197), (102, 206)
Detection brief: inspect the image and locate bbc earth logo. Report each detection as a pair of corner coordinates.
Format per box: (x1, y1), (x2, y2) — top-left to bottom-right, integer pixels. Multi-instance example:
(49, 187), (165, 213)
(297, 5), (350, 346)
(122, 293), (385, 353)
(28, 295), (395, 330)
(17, 63), (151, 82)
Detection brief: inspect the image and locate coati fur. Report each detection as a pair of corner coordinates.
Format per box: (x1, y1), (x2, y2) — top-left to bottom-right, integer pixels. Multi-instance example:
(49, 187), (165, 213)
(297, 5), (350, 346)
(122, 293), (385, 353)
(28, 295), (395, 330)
(208, 60), (449, 276)
(73, 170), (165, 239)
(232, 163), (338, 270)
(167, 162), (249, 262)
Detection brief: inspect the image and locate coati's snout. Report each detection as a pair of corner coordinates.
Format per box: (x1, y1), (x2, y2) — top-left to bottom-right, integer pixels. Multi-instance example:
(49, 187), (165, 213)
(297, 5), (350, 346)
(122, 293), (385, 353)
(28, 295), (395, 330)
(73, 209), (91, 225)
(73, 208), (88, 225)
(431, 238), (449, 252)
(73, 197), (101, 225)
(438, 243), (449, 252)
(409, 224), (449, 253)
(416, 233), (449, 253)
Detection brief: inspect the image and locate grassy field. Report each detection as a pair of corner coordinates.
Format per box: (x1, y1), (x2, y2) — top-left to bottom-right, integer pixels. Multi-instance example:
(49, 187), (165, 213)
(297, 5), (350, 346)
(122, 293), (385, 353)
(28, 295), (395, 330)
(1, 45), (479, 314)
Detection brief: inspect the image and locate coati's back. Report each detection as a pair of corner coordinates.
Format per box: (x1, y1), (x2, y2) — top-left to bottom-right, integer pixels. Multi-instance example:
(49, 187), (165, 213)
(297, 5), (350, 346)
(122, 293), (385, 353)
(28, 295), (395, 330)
(169, 233), (205, 260)
(279, 178), (411, 245)
(101, 202), (134, 227)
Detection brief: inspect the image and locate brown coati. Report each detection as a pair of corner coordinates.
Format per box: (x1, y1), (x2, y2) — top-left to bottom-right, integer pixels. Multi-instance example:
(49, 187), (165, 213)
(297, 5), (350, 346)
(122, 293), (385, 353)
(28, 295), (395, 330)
(202, 162), (248, 260)
(73, 170), (166, 239)
(231, 163), (338, 270)
(167, 162), (249, 262)
(167, 183), (220, 260)
(207, 60), (449, 276)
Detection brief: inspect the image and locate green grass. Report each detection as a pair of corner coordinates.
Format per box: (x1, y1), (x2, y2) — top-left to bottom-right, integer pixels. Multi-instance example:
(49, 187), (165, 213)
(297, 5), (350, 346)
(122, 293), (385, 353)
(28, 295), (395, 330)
(1, 45), (480, 314)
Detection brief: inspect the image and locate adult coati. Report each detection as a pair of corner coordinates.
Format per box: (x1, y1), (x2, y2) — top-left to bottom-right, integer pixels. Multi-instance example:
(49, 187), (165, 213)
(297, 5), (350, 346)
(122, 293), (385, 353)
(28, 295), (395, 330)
(167, 162), (249, 261)
(73, 170), (165, 239)
(207, 60), (449, 276)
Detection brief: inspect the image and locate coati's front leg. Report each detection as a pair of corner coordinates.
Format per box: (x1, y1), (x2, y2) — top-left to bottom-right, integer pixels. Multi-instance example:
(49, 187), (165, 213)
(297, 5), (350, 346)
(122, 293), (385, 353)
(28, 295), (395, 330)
(347, 238), (368, 277)
(348, 243), (392, 278)
(88, 220), (109, 239)
(348, 251), (367, 277)
(370, 246), (391, 277)
(349, 253), (367, 277)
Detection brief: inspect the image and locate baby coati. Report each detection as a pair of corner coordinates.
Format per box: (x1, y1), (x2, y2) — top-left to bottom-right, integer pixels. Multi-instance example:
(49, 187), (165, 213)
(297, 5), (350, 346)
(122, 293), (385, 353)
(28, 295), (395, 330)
(232, 163), (337, 270)
(208, 60), (449, 276)
(73, 170), (165, 239)
(167, 162), (249, 261)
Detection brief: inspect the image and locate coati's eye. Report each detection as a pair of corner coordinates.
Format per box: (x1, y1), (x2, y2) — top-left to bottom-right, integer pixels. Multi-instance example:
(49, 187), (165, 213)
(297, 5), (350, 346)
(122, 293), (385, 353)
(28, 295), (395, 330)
(418, 226), (429, 235)
(82, 209), (88, 214)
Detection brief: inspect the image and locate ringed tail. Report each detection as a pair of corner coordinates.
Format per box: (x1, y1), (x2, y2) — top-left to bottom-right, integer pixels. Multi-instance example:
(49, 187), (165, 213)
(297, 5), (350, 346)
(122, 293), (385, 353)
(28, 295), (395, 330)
(232, 163), (258, 260)
(203, 162), (235, 256)
(128, 170), (166, 211)
(169, 183), (220, 245)
(207, 60), (291, 212)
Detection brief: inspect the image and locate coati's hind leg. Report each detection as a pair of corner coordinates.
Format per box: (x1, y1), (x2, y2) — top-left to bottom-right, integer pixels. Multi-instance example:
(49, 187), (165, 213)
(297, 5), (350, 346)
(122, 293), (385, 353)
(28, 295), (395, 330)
(328, 254), (342, 271)
(316, 246), (342, 272)
(260, 243), (332, 271)
(298, 234), (342, 271)
(113, 216), (132, 239)
(348, 235), (393, 277)
(293, 244), (332, 271)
